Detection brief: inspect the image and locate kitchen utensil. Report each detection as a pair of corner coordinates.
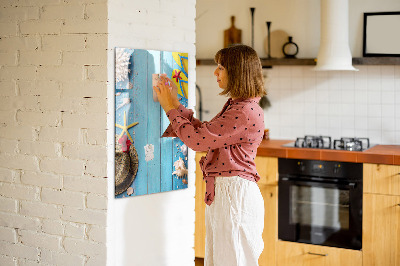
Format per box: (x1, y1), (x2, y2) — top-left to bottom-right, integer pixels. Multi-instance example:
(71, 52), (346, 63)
(224, 16), (242, 48)
(266, 21), (272, 58)
(250, 8), (255, 48)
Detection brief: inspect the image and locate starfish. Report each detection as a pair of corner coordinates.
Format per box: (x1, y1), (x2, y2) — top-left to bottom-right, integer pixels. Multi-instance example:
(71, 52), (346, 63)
(115, 111), (138, 142)
(172, 70), (182, 82)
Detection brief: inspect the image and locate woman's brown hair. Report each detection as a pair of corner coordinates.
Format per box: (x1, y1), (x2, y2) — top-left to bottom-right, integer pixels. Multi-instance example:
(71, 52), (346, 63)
(214, 44), (266, 99)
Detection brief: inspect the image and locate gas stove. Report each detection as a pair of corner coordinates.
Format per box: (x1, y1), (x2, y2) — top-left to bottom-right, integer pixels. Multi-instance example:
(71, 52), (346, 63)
(283, 135), (373, 151)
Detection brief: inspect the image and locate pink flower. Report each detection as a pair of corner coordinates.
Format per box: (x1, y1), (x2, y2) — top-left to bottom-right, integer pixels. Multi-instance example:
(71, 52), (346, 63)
(118, 135), (131, 153)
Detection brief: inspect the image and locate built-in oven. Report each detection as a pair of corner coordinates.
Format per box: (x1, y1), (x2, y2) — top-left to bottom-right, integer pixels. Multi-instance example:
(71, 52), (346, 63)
(278, 158), (363, 250)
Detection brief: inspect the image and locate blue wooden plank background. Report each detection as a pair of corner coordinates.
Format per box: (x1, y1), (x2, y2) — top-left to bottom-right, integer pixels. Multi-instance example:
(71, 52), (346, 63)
(160, 52), (174, 193)
(147, 50), (161, 194)
(131, 49), (148, 196)
(115, 48), (188, 199)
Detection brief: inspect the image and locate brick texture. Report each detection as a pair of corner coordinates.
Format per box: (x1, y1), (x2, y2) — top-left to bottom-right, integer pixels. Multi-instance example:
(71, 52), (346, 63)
(0, 226), (17, 243)
(0, 254), (16, 266)
(0, 1), (108, 264)
(20, 171), (62, 189)
(64, 222), (85, 239)
(41, 219), (64, 236)
(41, 188), (85, 208)
(87, 225), (106, 243)
(19, 229), (61, 251)
(0, 241), (39, 261)
(61, 207), (106, 226)
(0, 0), (197, 264)
(40, 249), (85, 266)
(63, 237), (106, 257)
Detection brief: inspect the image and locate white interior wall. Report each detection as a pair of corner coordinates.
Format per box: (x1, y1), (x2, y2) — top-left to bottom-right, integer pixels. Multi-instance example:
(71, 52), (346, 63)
(107, 1), (197, 266)
(196, 0), (400, 145)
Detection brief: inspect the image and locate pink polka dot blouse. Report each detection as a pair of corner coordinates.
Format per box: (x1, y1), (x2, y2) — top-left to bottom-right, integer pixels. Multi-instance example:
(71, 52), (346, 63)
(162, 97), (265, 205)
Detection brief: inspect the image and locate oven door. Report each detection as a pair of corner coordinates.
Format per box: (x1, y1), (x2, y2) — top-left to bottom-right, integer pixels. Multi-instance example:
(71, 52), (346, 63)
(278, 176), (362, 250)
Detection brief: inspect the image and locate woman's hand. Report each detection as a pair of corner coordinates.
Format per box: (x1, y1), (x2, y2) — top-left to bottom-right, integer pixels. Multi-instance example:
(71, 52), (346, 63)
(162, 76), (180, 108)
(153, 76), (177, 113)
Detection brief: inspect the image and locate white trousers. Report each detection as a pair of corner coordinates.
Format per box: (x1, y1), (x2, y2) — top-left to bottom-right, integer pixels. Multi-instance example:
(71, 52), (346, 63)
(205, 176), (264, 266)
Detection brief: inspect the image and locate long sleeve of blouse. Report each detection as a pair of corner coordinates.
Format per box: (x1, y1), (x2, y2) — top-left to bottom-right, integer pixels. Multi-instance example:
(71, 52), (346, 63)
(161, 104), (202, 138)
(165, 104), (249, 152)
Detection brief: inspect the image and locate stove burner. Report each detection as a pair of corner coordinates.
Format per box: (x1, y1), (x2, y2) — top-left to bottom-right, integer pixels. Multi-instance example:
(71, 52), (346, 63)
(286, 136), (372, 151)
(333, 137), (370, 151)
(295, 135), (332, 149)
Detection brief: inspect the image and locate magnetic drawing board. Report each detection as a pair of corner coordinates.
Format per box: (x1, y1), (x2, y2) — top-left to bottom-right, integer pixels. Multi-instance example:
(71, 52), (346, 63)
(114, 48), (189, 198)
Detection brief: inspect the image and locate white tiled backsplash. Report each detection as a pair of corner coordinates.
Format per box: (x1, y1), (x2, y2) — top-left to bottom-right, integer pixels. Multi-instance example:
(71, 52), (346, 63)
(196, 65), (400, 145)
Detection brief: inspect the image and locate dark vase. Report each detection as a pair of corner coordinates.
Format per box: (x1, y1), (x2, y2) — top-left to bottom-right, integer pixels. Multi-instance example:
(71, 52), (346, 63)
(282, 36), (299, 58)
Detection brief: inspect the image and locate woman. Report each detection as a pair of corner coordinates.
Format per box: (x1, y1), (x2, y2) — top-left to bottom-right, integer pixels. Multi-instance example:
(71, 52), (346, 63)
(154, 44), (266, 266)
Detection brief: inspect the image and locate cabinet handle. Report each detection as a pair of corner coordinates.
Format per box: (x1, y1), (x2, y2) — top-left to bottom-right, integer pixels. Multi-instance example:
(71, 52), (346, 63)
(307, 252), (328, 256)
(397, 204), (400, 207)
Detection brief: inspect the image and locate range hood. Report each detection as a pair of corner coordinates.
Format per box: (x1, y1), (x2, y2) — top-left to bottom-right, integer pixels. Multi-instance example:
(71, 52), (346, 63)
(314, 0), (358, 71)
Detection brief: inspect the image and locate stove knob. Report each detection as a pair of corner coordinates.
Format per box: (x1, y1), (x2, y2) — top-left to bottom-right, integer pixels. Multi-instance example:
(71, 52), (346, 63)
(298, 161), (305, 171)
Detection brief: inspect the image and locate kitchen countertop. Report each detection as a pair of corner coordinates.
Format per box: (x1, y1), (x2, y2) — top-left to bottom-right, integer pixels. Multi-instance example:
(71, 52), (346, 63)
(257, 139), (400, 165)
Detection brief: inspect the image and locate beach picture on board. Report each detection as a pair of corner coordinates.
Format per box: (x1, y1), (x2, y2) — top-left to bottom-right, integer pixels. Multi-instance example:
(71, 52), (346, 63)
(114, 47), (189, 198)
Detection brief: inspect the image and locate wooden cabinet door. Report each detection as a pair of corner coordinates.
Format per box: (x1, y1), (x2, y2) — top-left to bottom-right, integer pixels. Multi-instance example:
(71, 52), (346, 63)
(255, 156), (278, 186)
(195, 152), (207, 258)
(259, 185), (278, 266)
(276, 241), (362, 266)
(363, 193), (400, 266)
(364, 164), (400, 196)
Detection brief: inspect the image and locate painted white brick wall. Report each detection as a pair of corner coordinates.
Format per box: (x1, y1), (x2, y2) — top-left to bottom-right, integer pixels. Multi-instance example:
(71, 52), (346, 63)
(197, 65), (400, 144)
(0, 1), (108, 266)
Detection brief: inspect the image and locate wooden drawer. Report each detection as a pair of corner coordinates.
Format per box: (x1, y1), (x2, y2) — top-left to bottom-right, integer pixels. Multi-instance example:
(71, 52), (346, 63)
(364, 164), (400, 196)
(276, 241), (362, 266)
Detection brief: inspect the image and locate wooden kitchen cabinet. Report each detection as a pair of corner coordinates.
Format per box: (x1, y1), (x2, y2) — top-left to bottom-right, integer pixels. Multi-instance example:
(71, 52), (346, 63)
(195, 152), (207, 258)
(364, 163), (400, 196)
(255, 156), (278, 186)
(363, 193), (400, 266)
(258, 184), (278, 266)
(363, 171), (400, 266)
(256, 156), (278, 266)
(276, 241), (362, 266)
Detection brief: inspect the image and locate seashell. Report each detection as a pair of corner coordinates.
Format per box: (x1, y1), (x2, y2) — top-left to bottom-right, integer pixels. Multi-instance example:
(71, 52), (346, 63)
(180, 144), (188, 156)
(144, 144), (154, 162)
(115, 49), (131, 83)
(172, 157), (188, 177)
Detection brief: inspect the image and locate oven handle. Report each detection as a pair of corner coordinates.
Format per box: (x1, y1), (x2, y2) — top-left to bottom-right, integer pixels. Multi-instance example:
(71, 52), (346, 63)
(280, 177), (357, 189)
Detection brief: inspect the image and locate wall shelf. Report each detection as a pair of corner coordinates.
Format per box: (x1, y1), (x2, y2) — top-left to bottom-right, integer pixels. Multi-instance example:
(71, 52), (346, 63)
(352, 57), (400, 65)
(196, 57), (400, 67)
